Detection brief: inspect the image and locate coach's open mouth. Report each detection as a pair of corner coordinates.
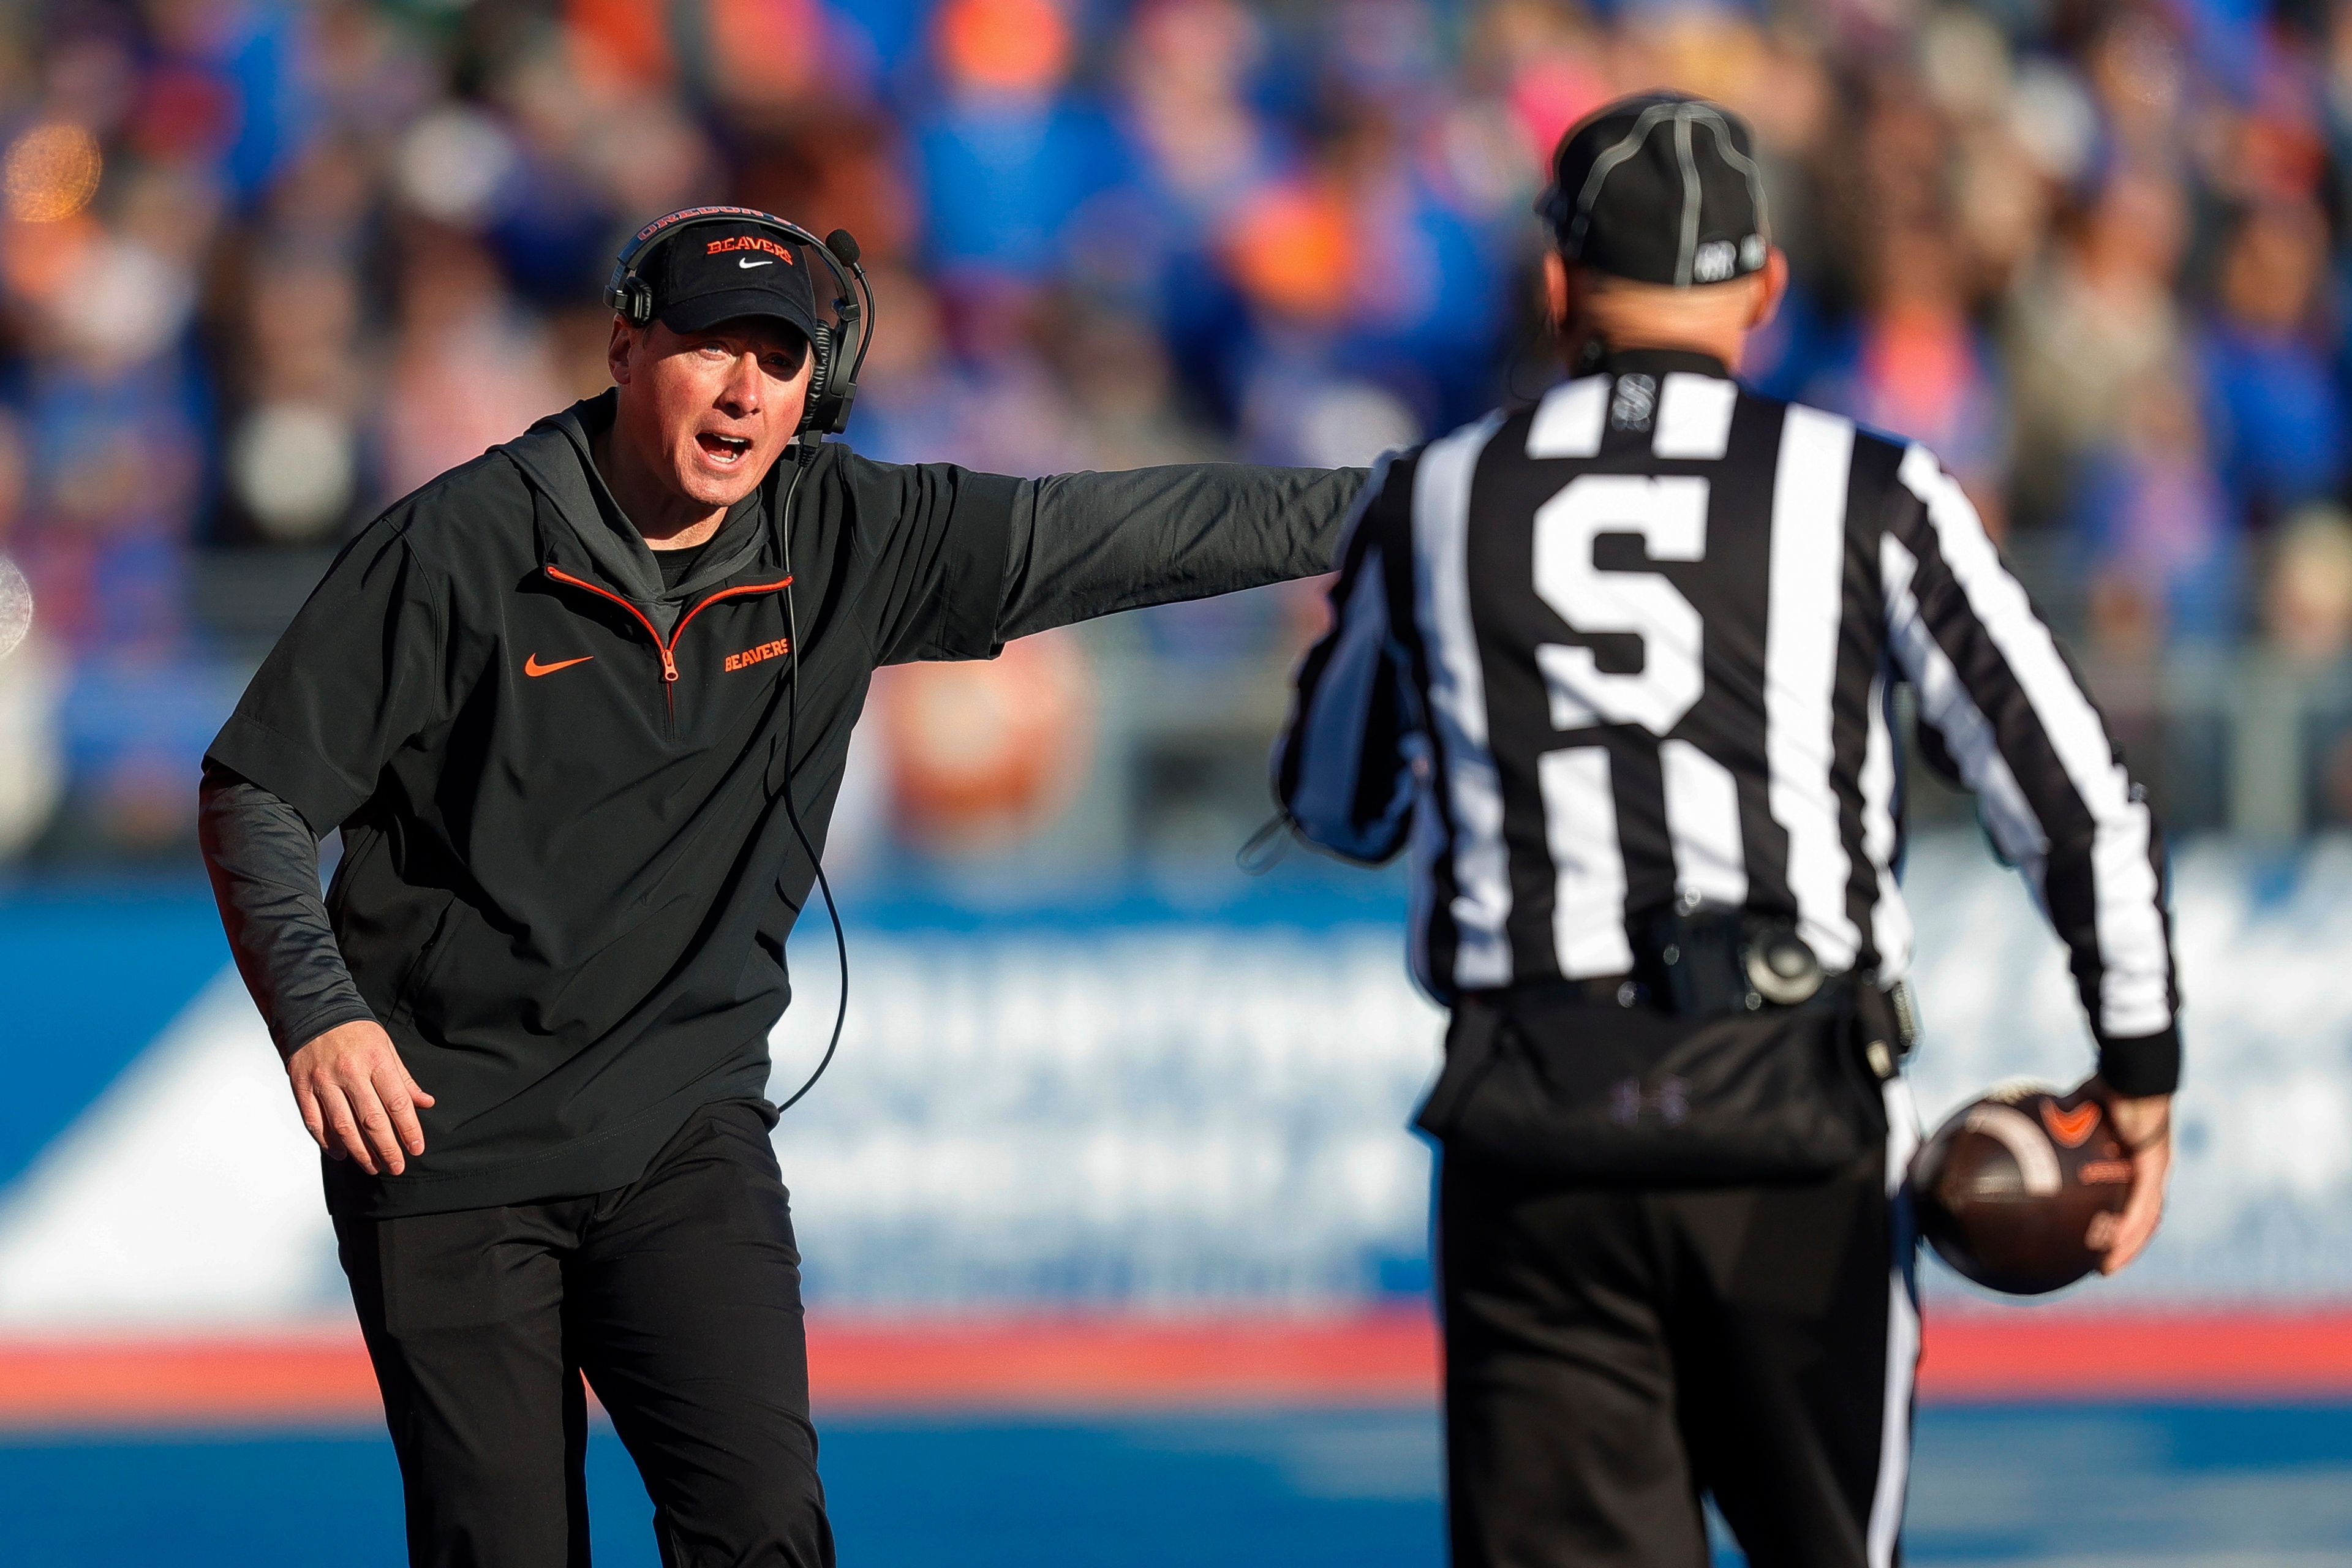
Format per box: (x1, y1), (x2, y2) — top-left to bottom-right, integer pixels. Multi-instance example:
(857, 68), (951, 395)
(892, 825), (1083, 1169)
(698, 432), (753, 465)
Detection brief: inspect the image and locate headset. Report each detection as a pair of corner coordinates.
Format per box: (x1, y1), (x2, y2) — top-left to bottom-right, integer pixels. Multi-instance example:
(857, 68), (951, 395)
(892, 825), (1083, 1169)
(605, 205), (880, 1112)
(603, 204), (875, 435)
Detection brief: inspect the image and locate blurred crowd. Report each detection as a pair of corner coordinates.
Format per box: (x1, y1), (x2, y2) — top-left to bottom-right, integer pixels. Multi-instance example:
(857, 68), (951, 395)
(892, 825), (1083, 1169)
(6, 0), (2352, 866)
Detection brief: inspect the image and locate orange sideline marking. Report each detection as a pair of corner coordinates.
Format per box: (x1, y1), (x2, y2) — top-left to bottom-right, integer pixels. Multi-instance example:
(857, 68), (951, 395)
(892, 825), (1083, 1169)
(4, 1311), (2351, 1430)
(808, 1312), (1438, 1410)
(1916, 1310), (2352, 1400)
(0, 1332), (380, 1428)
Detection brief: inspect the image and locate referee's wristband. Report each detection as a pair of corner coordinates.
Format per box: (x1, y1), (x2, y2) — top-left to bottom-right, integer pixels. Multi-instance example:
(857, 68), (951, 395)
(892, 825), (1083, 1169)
(2095, 1025), (2181, 1099)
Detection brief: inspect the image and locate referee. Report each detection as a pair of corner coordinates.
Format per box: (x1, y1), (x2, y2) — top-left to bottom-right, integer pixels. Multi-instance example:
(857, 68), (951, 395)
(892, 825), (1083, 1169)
(1275, 94), (2179, 1567)
(197, 206), (1361, 1566)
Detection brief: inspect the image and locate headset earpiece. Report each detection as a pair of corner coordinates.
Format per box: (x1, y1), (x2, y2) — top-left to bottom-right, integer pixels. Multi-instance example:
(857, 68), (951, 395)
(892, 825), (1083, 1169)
(811, 321), (858, 435)
(800, 323), (837, 435)
(601, 271), (654, 328)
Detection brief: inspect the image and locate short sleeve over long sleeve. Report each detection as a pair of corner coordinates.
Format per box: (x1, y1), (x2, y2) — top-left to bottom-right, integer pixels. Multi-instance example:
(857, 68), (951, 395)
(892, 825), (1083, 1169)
(206, 518), (451, 834)
(845, 453), (1025, 666)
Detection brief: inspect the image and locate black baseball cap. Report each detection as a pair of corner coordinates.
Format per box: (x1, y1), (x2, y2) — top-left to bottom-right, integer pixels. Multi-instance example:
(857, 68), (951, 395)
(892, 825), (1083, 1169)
(1538, 92), (1771, 288)
(643, 221), (823, 345)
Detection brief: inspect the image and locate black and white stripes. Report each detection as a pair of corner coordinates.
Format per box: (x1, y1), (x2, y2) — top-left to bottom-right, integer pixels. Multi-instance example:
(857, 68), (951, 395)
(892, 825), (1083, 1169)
(1275, 353), (2180, 1078)
(1883, 443), (2177, 1045)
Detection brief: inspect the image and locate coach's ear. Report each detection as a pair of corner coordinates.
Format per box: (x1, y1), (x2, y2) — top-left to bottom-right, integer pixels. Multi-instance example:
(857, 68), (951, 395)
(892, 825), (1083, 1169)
(1746, 248), (1789, 334)
(608, 315), (639, 387)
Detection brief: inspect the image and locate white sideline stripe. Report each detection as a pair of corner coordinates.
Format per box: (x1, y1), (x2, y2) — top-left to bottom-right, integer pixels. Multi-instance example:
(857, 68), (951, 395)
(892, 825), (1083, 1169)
(1661, 737), (1747, 908)
(1538, 747), (1635, 978)
(0, 971), (339, 1330)
(1869, 1076), (1923, 1568)
(1653, 372), (1738, 459)
(1527, 377), (1606, 459)
(1896, 447), (2169, 1036)
(1765, 405), (1861, 969)
(1881, 533), (2048, 880)
(1860, 672), (1913, 977)
(1415, 413), (1514, 986)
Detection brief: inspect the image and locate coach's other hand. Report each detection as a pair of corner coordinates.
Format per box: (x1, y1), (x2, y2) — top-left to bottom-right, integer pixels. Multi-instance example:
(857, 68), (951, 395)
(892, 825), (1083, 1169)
(2092, 1082), (2171, 1275)
(286, 1021), (435, 1175)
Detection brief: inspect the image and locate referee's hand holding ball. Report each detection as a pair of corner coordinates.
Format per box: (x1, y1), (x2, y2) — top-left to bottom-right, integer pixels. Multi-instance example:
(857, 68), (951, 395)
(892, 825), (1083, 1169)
(2094, 1082), (2172, 1274)
(286, 1021), (435, 1176)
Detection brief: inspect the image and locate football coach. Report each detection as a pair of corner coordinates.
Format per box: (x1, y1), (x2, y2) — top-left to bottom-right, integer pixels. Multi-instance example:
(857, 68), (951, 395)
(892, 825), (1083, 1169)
(1275, 96), (2179, 1567)
(196, 206), (1363, 1566)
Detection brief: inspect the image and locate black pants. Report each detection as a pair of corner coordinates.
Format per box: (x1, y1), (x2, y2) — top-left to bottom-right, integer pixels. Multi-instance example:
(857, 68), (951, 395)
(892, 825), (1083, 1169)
(1438, 1089), (1919, 1568)
(334, 1101), (831, 1568)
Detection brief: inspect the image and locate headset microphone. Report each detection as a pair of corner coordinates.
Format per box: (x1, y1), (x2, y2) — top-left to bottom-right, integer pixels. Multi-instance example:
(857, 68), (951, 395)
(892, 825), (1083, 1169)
(811, 228), (873, 438)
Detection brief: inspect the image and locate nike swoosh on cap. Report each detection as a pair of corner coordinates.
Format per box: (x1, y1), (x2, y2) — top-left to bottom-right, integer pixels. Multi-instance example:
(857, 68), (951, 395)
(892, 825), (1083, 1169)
(524, 654), (595, 677)
(738, 258), (773, 269)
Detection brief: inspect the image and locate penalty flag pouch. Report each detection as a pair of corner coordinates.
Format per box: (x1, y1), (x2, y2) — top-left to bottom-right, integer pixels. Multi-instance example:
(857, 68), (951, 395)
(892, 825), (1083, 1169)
(1415, 986), (1888, 1186)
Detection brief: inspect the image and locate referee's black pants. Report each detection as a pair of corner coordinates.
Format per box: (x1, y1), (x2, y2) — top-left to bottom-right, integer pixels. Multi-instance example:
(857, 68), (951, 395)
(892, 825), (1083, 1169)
(332, 1100), (831, 1568)
(1438, 1090), (1919, 1568)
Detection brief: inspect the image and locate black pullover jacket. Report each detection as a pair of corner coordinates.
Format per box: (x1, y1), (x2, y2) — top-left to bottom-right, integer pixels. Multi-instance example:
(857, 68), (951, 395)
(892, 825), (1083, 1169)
(201, 390), (1363, 1217)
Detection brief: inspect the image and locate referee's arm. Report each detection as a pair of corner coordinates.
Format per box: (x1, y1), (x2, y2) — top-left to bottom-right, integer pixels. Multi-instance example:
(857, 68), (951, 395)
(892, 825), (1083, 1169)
(1880, 444), (2182, 1099)
(1273, 450), (1421, 864)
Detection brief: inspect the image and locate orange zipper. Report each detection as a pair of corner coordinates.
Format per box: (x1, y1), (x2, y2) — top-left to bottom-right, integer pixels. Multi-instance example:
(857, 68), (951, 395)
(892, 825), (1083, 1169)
(544, 565), (794, 728)
(670, 578), (796, 646)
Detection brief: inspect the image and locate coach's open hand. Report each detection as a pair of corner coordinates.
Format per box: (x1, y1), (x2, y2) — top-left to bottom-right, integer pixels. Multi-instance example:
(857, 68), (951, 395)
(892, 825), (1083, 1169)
(2092, 1082), (2172, 1275)
(286, 1021), (435, 1175)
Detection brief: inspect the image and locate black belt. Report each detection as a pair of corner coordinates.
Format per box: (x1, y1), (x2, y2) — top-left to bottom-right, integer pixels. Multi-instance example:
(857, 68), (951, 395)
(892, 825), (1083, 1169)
(1469, 968), (1861, 1021)
(1468, 974), (1652, 1011)
(1471, 906), (1838, 1022)
(1468, 968), (1915, 1079)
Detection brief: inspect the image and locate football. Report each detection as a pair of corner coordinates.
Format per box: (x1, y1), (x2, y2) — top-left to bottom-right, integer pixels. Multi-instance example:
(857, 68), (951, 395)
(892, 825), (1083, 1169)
(1912, 1080), (2136, 1295)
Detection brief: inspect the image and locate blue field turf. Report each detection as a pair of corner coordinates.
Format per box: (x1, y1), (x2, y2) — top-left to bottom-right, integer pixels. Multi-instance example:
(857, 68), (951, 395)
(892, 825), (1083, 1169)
(0, 887), (232, 1193)
(6, 1403), (2351, 1566)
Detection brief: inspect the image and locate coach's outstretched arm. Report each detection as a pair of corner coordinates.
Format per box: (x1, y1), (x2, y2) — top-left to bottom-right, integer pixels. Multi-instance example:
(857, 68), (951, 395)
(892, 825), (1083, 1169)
(854, 454), (1366, 665)
(1882, 445), (2180, 1272)
(997, 464), (1368, 642)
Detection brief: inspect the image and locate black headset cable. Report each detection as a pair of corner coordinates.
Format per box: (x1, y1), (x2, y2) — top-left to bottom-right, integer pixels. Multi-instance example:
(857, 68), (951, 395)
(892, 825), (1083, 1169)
(771, 441), (849, 1115)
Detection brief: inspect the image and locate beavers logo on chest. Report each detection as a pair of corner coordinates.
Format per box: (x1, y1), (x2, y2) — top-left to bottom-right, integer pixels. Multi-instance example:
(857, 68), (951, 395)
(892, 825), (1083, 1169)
(724, 637), (791, 673)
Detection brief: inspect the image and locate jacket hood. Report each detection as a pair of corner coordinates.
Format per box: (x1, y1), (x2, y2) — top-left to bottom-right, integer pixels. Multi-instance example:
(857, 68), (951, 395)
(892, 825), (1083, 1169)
(500, 390), (777, 632)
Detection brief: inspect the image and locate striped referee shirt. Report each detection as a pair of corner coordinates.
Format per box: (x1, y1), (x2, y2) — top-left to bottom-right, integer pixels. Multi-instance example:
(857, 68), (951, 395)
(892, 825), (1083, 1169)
(1273, 349), (2181, 1094)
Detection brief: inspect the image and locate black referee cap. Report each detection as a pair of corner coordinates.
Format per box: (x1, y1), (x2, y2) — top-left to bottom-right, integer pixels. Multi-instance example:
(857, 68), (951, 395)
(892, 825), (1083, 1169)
(1538, 92), (1771, 288)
